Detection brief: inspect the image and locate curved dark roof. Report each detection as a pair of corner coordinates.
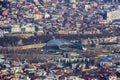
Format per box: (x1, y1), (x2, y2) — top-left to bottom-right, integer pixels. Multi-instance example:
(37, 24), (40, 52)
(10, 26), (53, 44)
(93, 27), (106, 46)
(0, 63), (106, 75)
(112, 19), (120, 25)
(46, 39), (83, 50)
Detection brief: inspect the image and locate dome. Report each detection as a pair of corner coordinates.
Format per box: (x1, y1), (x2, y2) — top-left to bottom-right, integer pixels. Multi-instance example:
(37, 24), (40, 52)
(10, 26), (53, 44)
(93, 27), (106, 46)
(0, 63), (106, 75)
(47, 39), (73, 47)
(46, 39), (83, 50)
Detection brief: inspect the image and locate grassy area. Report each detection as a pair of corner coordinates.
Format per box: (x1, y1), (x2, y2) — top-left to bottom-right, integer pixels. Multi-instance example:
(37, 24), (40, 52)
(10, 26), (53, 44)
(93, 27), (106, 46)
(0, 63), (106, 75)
(21, 43), (46, 50)
(0, 43), (46, 50)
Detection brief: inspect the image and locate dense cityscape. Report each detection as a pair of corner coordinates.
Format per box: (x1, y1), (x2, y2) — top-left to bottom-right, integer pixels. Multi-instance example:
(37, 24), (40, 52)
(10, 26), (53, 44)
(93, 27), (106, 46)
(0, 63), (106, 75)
(0, 0), (120, 80)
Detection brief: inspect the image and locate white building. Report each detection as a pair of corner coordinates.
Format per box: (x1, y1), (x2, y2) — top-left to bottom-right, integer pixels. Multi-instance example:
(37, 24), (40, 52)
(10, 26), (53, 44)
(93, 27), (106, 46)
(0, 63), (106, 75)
(0, 29), (4, 38)
(11, 25), (21, 33)
(21, 24), (35, 32)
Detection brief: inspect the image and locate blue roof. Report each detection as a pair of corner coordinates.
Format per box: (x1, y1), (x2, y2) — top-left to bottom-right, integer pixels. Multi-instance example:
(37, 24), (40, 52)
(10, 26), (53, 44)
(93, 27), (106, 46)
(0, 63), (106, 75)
(101, 56), (112, 61)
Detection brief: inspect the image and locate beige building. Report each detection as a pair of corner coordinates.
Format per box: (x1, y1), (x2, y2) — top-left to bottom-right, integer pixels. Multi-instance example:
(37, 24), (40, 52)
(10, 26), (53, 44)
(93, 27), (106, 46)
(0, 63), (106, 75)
(58, 30), (68, 34)
(107, 10), (120, 23)
(83, 29), (101, 35)
(68, 31), (78, 34)
(34, 13), (42, 20)
(69, 0), (76, 3)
